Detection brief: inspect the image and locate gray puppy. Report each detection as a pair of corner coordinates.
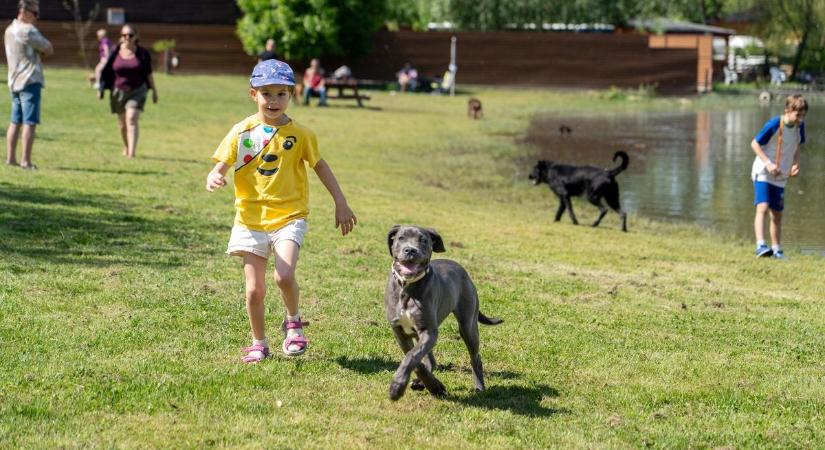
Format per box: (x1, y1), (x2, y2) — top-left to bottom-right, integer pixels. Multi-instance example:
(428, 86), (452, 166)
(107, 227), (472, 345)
(384, 225), (503, 401)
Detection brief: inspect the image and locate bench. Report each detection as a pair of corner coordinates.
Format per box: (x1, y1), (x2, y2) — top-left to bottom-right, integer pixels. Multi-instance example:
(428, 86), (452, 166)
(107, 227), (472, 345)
(295, 78), (372, 107)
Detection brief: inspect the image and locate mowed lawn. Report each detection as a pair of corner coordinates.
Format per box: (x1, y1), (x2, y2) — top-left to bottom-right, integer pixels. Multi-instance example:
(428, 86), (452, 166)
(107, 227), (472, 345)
(1, 68), (824, 449)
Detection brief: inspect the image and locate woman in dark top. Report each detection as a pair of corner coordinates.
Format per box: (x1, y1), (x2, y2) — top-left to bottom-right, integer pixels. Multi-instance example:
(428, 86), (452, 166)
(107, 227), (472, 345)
(98, 24), (158, 158)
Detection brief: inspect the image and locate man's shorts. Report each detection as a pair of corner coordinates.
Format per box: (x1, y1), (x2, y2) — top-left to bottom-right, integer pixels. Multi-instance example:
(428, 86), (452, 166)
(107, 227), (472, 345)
(753, 180), (784, 212)
(226, 219), (308, 258)
(10, 83), (42, 125)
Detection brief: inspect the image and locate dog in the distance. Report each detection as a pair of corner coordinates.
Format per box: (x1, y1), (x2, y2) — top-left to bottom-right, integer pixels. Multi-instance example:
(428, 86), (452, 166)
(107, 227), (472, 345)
(385, 225), (502, 400)
(467, 98), (483, 119)
(529, 151), (629, 232)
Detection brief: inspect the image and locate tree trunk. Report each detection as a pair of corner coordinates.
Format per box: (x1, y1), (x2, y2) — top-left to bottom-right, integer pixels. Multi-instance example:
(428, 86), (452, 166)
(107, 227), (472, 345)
(76, 23), (90, 68)
(791, 26), (810, 80)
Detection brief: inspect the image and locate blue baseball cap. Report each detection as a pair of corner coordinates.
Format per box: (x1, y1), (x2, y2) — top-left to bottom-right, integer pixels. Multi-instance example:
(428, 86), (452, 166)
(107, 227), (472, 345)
(250, 59), (295, 87)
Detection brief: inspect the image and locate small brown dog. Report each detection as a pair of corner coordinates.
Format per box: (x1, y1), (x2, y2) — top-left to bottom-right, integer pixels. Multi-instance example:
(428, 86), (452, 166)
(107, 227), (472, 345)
(467, 98), (483, 120)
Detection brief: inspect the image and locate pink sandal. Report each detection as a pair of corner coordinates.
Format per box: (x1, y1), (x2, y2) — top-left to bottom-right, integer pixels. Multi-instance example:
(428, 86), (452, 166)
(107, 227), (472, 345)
(241, 344), (270, 363)
(282, 320), (308, 357)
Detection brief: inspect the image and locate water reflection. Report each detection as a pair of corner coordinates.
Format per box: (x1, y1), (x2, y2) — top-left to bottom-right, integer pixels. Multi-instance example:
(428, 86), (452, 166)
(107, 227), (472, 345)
(523, 105), (825, 254)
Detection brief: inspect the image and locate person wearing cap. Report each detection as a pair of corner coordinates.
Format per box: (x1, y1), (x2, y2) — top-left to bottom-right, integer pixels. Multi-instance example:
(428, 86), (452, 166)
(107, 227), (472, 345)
(5, 0), (53, 169)
(205, 59), (357, 362)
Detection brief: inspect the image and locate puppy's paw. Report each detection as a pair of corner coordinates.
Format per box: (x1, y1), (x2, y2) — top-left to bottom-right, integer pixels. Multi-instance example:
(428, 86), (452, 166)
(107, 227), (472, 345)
(428, 380), (447, 397)
(389, 380), (407, 401)
(410, 379), (425, 391)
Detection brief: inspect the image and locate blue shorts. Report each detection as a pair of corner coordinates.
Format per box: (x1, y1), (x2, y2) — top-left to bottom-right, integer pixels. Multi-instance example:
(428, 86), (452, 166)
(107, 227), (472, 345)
(10, 83), (42, 125)
(753, 181), (784, 211)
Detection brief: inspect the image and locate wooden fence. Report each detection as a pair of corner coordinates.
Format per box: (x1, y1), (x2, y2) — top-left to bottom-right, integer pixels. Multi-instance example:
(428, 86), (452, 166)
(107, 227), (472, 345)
(28, 22), (699, 94)
(338, 30), (699, 94)
(33, 21), (254, 74)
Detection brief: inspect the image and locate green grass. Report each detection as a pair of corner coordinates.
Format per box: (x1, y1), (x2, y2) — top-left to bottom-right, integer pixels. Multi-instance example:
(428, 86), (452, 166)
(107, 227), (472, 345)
(2, 68), (825, 448)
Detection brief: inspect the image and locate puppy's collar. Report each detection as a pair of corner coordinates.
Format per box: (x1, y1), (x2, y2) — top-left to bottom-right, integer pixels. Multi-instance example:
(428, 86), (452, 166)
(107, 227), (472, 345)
(393, 265), (429, 287)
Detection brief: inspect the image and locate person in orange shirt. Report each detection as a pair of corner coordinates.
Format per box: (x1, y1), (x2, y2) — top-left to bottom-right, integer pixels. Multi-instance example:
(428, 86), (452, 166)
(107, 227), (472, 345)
(301, 58), (328, 106)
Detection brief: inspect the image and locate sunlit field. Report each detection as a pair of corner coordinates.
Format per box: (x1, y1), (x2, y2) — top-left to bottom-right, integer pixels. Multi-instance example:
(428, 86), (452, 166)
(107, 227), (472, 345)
(2, 68), (824, 448)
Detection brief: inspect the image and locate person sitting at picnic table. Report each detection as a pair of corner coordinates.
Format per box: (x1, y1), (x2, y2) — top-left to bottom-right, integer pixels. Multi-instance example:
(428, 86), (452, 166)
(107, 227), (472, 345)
(396, 62), (418, 93)
(439, 68), (454, 94)
(332, 65), (352, 81)
(769, 66), (787, 86)
(302, 58), (327, 106)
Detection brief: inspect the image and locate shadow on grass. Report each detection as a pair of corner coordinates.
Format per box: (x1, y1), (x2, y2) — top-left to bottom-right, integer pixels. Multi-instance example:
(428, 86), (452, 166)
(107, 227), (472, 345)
(336, 355), (397, 373)
(56, 166), (169, 176)
(0, 181), (206, 267)
(336, 355), (521, 379)
(301, 104), (383, 112)
(339, 105), (383, 111)
(437, 361), (521, 380)
(139, 155), (203, 165)
(337, 356), (560, 416)
(446, 384), (566, 417)
(337, 356), (561, 417)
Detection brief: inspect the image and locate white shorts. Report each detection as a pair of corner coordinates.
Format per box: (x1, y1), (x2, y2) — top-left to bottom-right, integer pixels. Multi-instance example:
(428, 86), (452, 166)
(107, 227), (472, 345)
(226, 219), (308, 258)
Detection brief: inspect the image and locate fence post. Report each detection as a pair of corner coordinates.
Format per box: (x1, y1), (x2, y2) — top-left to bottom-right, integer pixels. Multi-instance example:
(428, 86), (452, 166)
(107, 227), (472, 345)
(450, 36), (457, 97)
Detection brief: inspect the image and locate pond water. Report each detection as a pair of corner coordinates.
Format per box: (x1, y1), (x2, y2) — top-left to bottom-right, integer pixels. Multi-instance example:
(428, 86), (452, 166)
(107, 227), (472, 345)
(523, 104), (825, 255)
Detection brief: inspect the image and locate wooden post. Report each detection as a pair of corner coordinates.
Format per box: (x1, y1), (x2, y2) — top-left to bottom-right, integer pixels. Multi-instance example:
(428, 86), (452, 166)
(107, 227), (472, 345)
(450, 36), (457, 97)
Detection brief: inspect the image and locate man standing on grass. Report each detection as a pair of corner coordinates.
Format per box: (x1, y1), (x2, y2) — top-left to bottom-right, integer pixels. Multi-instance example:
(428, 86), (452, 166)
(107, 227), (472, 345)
(4, 0), (52, 170)
(258, 38), (277, 62)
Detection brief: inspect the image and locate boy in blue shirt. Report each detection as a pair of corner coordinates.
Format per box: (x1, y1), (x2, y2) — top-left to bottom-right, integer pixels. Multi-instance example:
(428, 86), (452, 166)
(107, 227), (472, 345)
(750, 94), (808, 259)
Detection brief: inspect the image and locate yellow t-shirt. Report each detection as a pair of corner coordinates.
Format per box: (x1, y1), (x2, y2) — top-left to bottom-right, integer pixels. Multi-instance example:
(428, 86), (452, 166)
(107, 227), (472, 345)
(213, 114), (321, 232)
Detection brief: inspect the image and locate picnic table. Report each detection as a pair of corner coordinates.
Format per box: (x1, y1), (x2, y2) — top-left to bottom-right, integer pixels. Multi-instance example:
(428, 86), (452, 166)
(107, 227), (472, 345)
(298, 78), (372, 107)
(323, 78), (371, 107)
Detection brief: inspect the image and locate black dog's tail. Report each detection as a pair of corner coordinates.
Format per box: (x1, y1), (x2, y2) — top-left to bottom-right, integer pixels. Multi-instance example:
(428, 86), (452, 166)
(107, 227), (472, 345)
(479, 312), (503, 325)
(608, 151), (629, 177)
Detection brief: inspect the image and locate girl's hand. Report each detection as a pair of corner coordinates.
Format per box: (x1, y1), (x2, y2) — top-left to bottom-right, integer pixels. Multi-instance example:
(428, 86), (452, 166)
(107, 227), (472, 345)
(790, 163), (800, 177)
(335, 201), (357, 236)
(206, 171), (226, 192)
(152, 89), (158, 104)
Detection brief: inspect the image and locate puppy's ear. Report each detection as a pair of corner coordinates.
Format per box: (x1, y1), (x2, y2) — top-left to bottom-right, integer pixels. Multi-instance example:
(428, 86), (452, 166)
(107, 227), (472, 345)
(424, 227), (446, 253)
(387, 225), (401, 256)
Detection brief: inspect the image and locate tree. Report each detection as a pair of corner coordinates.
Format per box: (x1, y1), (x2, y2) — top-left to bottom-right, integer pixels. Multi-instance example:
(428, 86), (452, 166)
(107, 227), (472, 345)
(441, 0), (659, 30)
(62, 0), (100, 68)
(765, 0), (824, 79)
(334, 0), (389, 59)
(439, 0), (735, 30)
(385, 0), (450, 31)
(734, 0), (825, 78)
(236, 0), (386, 61)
